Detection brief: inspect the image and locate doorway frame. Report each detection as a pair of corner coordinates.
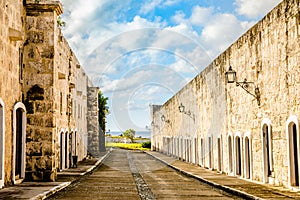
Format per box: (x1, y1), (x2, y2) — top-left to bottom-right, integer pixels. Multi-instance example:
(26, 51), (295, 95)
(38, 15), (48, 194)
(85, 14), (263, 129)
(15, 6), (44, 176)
(244, 131), (252, 180)
(234, 132), (243, 177)
(0, 99), (5, 188)
(261, 118), (273, 183)
(286, 115), (300, 188)
(228, 132), (234, 175)
(12, 102), (26, 184)
(217, 136), (222, 172)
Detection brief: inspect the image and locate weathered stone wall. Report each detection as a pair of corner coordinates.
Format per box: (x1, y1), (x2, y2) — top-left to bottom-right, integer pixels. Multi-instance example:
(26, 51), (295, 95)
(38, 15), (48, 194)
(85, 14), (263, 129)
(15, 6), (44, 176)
(87, 86), (100, 156)
(152, 0), (300, 189)
(23, 0), (91, 181)
(23, 0), (63, 181)
(0, 0), (25, 186)
(72, 66), (88, 161)
(0, 0), (99, 184)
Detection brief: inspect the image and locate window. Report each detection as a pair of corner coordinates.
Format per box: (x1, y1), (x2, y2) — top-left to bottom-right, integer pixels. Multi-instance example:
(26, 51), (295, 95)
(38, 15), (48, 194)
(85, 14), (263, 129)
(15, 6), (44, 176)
(78, 104), (80, 118)
(60, 92), (63, 114)
(19, 48), (24, 83)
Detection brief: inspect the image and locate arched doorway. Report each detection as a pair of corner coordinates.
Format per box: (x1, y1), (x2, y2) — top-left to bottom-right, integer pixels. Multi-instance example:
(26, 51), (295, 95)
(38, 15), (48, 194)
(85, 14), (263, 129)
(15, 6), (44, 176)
(217, 137), (222, 172)
(228, 135), (233, 173)
(65, 132), (69, 169)
(235, 136), (242, 176)
(60, 131), (65, 170)
(287, 117), (299, 187)
(0, 99), (5, 188)
(194, 137), (198, 165)
(200, 138), (204, 167)
(208, 136), (213, 169)
(13, 102), (26, 184)
(244, 136), (251, 179)
(262, 120), (272, 183)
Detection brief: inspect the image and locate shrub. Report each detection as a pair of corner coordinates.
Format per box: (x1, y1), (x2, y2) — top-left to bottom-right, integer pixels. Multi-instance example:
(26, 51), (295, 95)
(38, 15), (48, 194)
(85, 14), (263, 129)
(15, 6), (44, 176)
(141, 141), (151, 148)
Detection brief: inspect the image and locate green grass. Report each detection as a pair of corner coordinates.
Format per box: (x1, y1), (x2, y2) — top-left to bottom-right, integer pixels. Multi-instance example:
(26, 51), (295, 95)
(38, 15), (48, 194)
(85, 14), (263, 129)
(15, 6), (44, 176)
(105, 143), (150, 151)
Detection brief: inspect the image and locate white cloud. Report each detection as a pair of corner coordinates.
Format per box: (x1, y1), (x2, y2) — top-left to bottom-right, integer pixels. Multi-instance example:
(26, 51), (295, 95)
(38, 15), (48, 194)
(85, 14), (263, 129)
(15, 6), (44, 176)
(163, 0), (181, 6)
(139, 0), (181, 14)
(60, 0), (270, 131)
(140, 0), (163, 14)
(187, 6), (255, 57)
(60, 0), (164, 63)
(200, 13), (251, 53)
(234, 0), (282, 19)
(190, 6), (213, 26)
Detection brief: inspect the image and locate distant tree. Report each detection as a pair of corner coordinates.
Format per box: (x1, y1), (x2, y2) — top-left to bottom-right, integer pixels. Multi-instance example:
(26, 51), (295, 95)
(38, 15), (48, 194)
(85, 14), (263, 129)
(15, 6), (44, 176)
(122, 129), (136, 143)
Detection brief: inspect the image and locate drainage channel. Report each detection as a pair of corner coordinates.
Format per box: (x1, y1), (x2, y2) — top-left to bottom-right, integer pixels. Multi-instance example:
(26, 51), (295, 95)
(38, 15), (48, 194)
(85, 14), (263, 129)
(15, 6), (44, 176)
(127, 151), (156, 200)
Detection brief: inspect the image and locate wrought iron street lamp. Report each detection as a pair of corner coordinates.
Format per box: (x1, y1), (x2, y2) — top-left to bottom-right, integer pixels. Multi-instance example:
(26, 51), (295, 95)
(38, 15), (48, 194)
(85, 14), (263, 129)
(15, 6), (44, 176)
(178, 103), (195, 121)
(161, 115), (170, 124)
(225, 66), (237, 83)
(161, 115), (165, 122)
(225, 66), (261, 106)
(178, 103), (185, 113)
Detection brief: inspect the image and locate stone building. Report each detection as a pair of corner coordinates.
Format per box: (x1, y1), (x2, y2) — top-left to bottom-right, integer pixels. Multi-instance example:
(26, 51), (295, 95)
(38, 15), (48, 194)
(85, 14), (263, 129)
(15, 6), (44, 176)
(0, 0), (101, 186)
(151, 0), (300, 190)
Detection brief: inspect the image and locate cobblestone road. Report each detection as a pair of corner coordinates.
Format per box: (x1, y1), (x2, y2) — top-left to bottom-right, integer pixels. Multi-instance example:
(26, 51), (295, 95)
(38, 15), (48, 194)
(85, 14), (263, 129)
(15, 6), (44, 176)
(47, 149), (241, 200)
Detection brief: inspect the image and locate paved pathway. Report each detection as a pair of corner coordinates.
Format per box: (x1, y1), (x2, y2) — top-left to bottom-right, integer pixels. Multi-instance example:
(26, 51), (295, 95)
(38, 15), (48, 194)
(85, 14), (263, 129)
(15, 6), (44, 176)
(1, 149), (300, 199)
(146, 151), (300, 200)
(47, 149), (239, 200)
(0, 151), (110, 200)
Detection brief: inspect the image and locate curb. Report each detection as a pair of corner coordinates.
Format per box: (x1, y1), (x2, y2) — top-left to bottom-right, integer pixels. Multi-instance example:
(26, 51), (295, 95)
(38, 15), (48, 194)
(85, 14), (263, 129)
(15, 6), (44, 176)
(145, 151), (263, 200)
(83, 148), (112, 175)
(30, 182), (71, 200)
(32, 149), (112, 200)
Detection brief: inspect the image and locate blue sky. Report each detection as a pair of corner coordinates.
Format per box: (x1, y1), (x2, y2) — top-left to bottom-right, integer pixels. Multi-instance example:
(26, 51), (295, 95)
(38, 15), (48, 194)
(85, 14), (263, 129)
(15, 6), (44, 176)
(60, 0), (282, 132)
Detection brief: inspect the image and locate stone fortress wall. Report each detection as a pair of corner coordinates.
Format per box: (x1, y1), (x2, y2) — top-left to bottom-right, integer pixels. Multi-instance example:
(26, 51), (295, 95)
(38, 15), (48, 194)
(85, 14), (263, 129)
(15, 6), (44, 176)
(0, 0), (101, 186)
(151, 0), (300, 189)
(0, 0), (26, 187)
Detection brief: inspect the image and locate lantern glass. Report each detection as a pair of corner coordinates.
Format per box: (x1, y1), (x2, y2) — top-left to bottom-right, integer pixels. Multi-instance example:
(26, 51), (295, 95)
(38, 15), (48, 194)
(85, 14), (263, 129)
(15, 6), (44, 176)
(225, 66), (236, 83)
(178, 103), (185, 113)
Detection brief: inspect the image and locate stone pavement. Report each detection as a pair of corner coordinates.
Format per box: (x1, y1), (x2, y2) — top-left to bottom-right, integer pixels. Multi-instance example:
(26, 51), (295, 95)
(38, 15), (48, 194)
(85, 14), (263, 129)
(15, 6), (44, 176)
(0, 150), (111, 200)
(1, 149), (300, 200)
(146, 151), (300, 200)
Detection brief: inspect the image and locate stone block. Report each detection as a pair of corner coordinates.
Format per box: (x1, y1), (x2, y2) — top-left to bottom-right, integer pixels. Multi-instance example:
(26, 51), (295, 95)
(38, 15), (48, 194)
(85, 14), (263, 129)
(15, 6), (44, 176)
(43, 116), (53, 127)
(34, 129), (52, 142)
(27, 115), (43, 126)
(27, 31), (44, 43)
(36, 17), (54, 30)
(27, 142), (43, 156)
(41, 46), (54, 59)
(35, 101), (52, 113)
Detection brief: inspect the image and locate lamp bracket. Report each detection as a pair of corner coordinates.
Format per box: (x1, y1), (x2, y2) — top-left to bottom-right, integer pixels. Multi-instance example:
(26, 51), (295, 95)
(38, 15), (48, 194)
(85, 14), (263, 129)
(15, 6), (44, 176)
(236, 79), (261, 106)
(179, 106), (195, 122)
